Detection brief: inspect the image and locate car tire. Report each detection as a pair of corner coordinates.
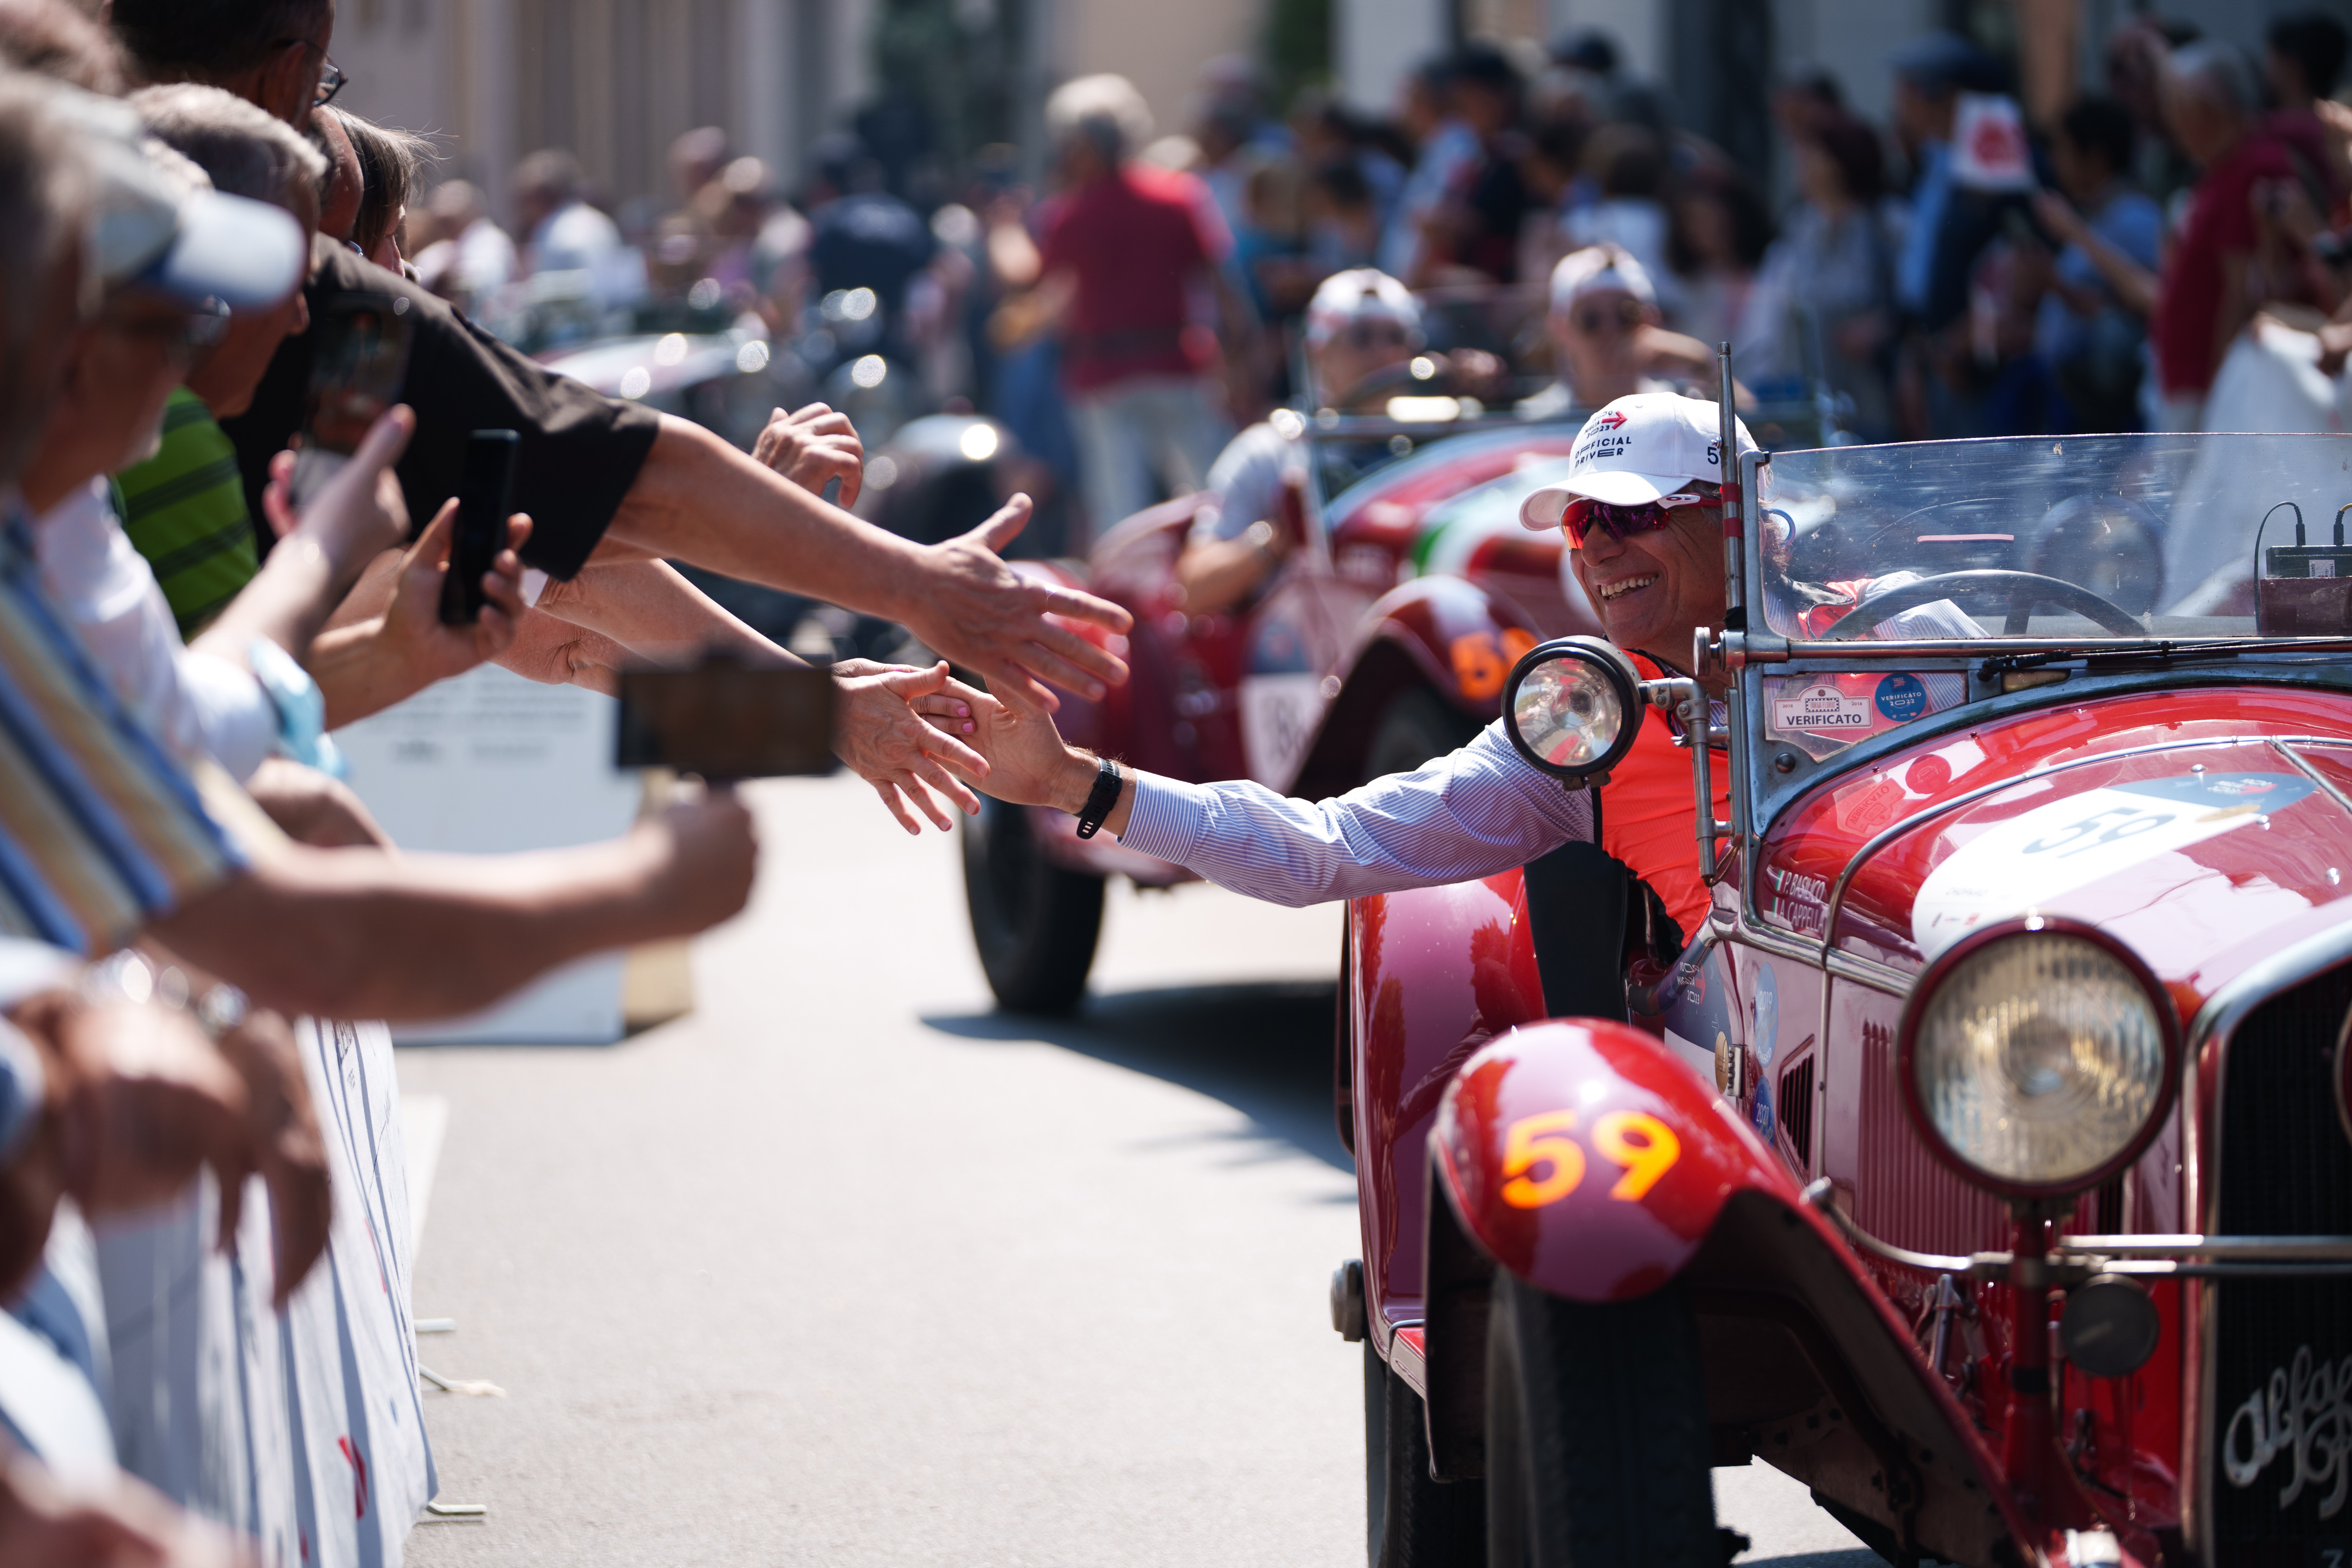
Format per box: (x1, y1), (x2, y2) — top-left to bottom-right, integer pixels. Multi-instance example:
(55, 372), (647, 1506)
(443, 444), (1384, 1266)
(1484, 1273), (1718, 1568)
(1367, 688), (1482, 783)
(1367, 1341), (1485, 1568)
(960, 795), (1105, 1014)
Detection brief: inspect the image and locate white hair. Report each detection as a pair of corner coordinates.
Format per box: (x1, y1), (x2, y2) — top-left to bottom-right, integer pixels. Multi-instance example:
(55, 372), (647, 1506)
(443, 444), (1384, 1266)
(2171, 41), (2262, 115)
(1045, 73), (1154, 167)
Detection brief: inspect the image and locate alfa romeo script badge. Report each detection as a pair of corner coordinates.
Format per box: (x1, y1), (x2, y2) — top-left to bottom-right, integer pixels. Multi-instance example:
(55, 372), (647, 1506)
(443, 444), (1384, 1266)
(2221, 1344), (2352, 1519)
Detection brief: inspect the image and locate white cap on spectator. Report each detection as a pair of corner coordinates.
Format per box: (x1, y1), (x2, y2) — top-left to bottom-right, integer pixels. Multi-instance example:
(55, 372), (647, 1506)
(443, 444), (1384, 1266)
(1518, 393), (1757, 526)
(51, 86), (303, 308)
(1304, 268), (1422, 347)
(1548, 243), (1655, 316)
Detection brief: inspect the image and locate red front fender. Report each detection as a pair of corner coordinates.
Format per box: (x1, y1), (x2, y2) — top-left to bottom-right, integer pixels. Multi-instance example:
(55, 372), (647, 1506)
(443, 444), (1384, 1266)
(1432, 1018), (1781, 1302)
(1425, 1020), (2038, 1566)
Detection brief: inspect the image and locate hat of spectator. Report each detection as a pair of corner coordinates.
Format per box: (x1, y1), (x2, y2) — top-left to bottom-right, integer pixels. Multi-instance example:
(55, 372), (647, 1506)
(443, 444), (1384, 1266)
(1304, 268), (1423, 347)
(1518, 393), (1758, 525)
(1888, 31), (2008, 94)
(1548, 244), (1655, 316)
(51, 87), (302, 308)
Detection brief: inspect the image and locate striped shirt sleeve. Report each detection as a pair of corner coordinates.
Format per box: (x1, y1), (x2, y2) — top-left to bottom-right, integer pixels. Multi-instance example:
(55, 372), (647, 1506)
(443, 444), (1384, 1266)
(0, 521), (244, 955)
(1118, 721), (1595, 908)
(112, 389), (261, 638)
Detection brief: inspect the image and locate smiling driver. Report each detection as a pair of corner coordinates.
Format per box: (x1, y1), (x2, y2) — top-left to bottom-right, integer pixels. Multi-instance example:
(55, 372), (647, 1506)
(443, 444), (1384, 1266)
(948, 394), (1910, 955)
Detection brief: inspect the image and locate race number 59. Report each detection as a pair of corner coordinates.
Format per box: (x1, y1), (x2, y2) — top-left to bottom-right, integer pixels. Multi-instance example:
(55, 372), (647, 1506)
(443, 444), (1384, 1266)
(1499, 1108), (1681, 1209)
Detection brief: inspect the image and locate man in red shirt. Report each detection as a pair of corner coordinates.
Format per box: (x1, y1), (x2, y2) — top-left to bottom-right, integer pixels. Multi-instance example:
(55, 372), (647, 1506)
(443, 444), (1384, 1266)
(2149, 41), (2300, 426)
(1031, 73), (1253, 544)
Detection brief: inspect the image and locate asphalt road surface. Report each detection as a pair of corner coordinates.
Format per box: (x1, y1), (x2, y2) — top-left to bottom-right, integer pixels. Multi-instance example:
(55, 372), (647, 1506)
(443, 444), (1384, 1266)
(399, 773), (1873, 1567)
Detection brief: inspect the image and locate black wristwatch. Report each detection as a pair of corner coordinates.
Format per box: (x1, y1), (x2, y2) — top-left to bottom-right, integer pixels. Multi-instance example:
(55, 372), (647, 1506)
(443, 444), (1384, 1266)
(1075, 757), (1123, 840)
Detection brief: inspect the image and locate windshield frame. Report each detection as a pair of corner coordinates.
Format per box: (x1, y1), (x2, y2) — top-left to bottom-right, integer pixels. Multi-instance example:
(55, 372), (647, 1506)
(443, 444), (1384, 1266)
(1725, 438), (2352, 965)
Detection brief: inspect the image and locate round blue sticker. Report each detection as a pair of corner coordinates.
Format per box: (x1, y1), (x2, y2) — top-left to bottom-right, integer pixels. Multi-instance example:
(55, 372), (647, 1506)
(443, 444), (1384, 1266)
(1752, 964), (1778, 1069)
(1875, 673), (1927, 721)
(1751, 1078), (1774, 1142)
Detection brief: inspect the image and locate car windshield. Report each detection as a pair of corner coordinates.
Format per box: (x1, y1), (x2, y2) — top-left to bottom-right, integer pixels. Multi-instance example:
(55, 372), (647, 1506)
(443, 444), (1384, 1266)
(1757, 433), (2352, 643)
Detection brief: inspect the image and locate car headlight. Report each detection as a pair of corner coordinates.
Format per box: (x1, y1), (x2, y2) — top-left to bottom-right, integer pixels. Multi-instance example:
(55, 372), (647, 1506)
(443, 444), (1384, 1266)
(1502, 637), (1643, 787)
(1898, 919), (2178, 1200)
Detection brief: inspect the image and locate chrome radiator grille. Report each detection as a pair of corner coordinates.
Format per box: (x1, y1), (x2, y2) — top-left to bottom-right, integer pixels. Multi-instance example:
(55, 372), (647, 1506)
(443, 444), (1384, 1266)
(2209, 965), (2352, 1565)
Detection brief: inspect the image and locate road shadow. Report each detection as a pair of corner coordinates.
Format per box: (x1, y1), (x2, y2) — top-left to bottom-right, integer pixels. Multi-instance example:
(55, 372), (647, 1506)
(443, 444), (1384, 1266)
(921, 979), (1349, 1173)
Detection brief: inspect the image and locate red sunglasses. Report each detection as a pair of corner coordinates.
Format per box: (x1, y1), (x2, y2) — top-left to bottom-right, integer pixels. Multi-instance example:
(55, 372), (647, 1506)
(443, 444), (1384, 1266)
(1560, 492), (1709, 549)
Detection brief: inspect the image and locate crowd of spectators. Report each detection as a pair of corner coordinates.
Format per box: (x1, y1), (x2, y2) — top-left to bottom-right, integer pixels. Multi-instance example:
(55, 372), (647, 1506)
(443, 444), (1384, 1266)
(0, 0), (1142, 1561)
(373, 12), (2352, 550)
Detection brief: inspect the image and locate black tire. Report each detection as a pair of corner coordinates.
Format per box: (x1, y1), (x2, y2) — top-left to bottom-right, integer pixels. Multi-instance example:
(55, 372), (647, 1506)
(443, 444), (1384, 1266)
(1367, 1341), (1486, 1568)
(1485, 1274), (1718, 1568)
(960, 796), (1105, 1014)
(1366, 688), (1482, 783)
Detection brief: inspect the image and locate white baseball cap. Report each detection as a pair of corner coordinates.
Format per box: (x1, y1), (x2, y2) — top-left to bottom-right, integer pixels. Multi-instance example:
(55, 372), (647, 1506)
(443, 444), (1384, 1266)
(1518, 393), (1758, 528)
(1548, 243), (1655, 316)
(1304, 268), (1422, 347)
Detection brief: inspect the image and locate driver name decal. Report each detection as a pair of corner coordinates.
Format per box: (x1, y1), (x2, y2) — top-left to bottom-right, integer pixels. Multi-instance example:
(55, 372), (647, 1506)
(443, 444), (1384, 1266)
(1910, 772), (2319, 958)
(2221, 1343), (2352, 1520)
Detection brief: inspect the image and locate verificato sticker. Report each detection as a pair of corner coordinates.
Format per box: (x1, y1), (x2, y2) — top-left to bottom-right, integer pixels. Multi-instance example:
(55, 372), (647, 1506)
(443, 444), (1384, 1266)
(1771, 682), (1874, 733)
(1910, 771), (2318, 958)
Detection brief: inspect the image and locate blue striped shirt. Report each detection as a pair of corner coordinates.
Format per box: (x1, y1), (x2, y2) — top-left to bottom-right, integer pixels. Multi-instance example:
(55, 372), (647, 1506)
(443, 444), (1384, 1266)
(1118, 721), (1595, 908)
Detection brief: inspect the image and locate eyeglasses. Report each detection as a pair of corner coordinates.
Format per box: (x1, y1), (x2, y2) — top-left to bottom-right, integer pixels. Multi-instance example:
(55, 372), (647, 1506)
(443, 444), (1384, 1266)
(1561, 492), (1709, 549)
(315, 58), (348, 107)
(98, 296), (233, 363)
(1569, 297), (1645, 335)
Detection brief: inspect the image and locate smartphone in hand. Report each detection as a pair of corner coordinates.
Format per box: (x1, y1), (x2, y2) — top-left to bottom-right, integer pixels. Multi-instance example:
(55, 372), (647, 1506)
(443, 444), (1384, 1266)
(290, 292), (415, 509)
(440, 429), (519, 624)
(614, 659), (838, 781)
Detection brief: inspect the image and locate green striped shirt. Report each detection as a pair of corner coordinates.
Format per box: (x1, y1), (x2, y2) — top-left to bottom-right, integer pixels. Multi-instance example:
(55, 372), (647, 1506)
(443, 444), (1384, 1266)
(111, 388), (260, 637)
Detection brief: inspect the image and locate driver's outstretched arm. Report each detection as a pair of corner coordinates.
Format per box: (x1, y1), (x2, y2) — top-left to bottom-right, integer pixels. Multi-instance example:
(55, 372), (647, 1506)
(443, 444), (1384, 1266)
(964, 698), (1592, 908)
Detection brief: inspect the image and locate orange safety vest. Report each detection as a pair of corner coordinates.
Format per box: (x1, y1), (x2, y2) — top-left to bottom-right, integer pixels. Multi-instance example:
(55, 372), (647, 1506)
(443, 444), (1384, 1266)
(1597, 652), (1729, 941)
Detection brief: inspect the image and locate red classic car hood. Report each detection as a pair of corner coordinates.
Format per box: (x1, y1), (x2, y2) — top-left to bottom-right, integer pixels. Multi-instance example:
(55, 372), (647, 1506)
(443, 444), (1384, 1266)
(1756, 687), (2352, 1017)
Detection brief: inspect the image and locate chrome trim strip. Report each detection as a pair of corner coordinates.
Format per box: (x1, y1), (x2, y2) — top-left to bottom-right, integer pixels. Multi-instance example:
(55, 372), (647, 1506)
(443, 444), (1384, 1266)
(2178, 917), (2352, 1564)
(2057, 1234), (2352, 1261)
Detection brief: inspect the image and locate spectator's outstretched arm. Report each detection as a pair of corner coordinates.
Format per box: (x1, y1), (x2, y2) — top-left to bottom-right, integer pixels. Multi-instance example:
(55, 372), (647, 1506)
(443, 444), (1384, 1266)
(595, 415), (1132, 711)
(0, 1445), (256, 1568)
(534, 560), (991, 830)
(143, 791), (759, 1022)
(192, 408), (416, 669)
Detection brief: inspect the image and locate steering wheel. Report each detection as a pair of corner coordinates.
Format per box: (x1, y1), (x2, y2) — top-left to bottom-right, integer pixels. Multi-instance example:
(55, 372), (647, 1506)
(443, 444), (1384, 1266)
(1817, 569), (2145, 640)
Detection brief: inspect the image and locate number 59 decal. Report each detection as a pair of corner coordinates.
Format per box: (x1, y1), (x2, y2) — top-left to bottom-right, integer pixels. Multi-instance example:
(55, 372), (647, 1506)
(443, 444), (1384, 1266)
(1499, 1108), (1681, 1209)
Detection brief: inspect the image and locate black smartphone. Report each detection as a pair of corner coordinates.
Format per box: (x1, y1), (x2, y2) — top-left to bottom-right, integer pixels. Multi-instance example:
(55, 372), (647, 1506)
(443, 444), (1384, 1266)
(290, 292), (415, 508)
(614, 659), (838, 781)
(439, 429), (519, 624)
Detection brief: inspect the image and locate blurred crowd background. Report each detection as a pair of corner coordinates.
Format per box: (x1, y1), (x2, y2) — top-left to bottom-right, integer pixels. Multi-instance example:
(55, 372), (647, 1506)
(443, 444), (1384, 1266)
(328, 0), (2352, 561)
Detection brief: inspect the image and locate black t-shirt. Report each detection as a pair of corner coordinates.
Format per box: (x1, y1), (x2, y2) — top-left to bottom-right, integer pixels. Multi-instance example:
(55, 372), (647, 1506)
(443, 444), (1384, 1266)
(223, 245), (662, 580)
(808, 193), (937, 323)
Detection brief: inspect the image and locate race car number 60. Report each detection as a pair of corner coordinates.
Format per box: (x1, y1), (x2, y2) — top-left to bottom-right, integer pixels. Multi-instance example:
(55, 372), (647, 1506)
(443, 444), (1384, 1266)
(1498, 1109), (1681, 1209)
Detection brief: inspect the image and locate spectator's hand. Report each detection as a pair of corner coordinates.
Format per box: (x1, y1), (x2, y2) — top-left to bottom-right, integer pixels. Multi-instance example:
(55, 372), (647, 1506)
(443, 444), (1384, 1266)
(904, 494), (1132, 711)
(830, 659), (989, 834)
(44, 999), (251, 1220)
(245, 757), (395, 849)
(370, 498), (533, 689)
(753, 403), (866, 509)
(260, 406), (414, 574)
(0, 1450), (258, 1568)
(209, 1009), (330, 1308)
(634, 788), (759, 932)
(493, 610), (629, 694)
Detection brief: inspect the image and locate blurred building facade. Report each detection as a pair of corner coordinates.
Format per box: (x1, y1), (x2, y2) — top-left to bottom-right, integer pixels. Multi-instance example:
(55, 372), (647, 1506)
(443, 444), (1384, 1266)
(329, 0), (1259, 223)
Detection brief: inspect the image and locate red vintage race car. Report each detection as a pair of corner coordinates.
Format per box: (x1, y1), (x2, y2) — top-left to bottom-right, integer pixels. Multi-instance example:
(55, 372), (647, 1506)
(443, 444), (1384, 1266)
(960, 390), (1837, 1012)
(1337, 425), (2352, 1568)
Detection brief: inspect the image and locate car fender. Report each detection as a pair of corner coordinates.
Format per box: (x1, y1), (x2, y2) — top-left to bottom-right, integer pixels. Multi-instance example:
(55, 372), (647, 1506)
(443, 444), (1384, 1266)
(1421, 1020), (2033, 1565)
(1294, 576), (1538, 796)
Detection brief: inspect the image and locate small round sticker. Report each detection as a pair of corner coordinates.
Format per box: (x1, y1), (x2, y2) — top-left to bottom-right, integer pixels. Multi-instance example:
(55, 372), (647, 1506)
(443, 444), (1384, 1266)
(1875, 673), (1928, 721)
(1751, 1078), (1775, 1142)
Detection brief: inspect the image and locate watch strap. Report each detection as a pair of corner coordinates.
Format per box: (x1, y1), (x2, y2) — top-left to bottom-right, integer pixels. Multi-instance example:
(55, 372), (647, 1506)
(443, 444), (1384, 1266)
(1074, 757), (1122, 840)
